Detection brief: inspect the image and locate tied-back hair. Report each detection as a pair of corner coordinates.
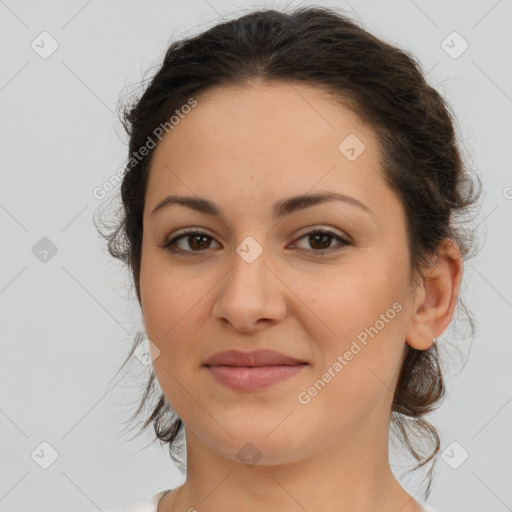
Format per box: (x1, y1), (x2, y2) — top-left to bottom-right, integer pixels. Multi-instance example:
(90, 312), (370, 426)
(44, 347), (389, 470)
(95, 5), (482, 499)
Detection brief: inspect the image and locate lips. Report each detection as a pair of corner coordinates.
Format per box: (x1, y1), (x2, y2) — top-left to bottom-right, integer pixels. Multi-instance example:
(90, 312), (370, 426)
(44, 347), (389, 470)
(202, 349), (307, 367)
(202, 350), (309, 392)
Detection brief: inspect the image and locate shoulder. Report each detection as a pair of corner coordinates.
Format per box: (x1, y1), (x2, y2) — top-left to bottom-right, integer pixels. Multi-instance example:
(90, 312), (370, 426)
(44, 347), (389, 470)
(117, 504), (155, 512)
(111, 489), (172, 512)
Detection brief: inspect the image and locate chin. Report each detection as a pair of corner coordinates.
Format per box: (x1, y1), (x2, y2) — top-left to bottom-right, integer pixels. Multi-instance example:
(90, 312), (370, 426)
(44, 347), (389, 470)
(201, 425), (312, 467)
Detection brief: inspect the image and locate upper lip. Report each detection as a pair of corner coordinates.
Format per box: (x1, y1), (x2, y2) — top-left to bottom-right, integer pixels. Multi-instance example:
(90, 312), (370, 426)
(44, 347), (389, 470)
(203, 349), (307, 367)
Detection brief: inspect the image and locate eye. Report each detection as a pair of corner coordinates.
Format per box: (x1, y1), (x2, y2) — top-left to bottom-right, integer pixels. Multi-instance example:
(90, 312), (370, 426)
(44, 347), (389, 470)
(164, 230), (220, 253)
(291, 228), (350, 255)
(164, 227), (350, 256)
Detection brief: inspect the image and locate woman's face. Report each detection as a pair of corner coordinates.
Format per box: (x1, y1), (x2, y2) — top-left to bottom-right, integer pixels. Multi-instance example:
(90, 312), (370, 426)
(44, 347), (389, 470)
(139, 81), (422, 464)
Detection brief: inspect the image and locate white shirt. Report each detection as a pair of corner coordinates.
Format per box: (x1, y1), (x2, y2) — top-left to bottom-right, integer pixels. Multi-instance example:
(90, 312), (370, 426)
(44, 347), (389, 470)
(117, 489), (439, 512)
(114, 489), (170, 512)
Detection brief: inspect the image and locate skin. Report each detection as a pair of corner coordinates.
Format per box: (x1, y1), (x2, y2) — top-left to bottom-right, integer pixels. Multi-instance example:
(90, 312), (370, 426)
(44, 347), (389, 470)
(138, 81), (463, 512)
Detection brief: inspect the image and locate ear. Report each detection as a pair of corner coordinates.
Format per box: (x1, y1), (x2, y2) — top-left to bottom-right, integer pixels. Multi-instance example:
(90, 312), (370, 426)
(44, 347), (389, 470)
(405, 239), (463, 350)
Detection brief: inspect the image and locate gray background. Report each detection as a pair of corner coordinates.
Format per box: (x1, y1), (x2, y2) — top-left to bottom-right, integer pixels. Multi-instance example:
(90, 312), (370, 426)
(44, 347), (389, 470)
(1, 1), (511, 511)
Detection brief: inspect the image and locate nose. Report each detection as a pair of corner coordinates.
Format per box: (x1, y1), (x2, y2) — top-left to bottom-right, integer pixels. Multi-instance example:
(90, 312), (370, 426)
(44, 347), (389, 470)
(212, 245), (288, 334)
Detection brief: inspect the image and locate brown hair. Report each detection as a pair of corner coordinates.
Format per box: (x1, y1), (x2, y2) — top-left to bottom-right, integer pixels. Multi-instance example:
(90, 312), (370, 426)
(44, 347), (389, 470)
(95, 5), (482, 499)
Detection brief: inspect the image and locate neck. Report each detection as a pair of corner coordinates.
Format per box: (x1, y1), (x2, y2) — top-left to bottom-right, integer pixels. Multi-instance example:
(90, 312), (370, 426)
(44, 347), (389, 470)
(164, 425), (425, 512)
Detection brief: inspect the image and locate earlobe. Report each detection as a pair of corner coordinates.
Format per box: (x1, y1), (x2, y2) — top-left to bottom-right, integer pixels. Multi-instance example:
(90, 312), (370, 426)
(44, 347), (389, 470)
(405, 239), (463, 350)
(406, 318), (436, 350)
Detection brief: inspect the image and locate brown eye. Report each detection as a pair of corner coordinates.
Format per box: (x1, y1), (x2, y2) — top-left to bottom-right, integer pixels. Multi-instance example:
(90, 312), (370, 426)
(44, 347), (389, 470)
(164, 231), (220, 253)
(292, 229), (350, 254)
(308, 232), (333, 250)
(163, 228), (350, 256)
(187, 233), (212, 251)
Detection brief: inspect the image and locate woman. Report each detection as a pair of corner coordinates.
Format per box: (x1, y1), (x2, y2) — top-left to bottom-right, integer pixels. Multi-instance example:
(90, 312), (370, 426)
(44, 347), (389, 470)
(98, 5), (481, 512)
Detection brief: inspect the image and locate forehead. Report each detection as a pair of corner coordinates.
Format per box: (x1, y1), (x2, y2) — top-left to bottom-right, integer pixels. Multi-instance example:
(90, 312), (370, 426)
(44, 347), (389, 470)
(152, 80), (374, 157)
(145, 81), (395, 221)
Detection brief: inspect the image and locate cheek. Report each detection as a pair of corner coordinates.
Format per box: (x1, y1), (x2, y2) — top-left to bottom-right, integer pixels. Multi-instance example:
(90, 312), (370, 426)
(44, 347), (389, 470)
(297, 263), (405, 333)
(292, 258), (409, 376)
(140, 258), (205, 413)
(139, 250), (214, 384)
(140, 250), (198, 337)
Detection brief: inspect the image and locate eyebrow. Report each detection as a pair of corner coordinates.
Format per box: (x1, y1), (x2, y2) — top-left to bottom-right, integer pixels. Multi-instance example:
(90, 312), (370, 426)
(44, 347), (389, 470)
(150, 191), (374, 220)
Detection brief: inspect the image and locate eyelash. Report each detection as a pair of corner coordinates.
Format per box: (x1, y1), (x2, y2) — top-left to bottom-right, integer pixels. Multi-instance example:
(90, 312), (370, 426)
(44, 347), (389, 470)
(163, 228), (351, 256)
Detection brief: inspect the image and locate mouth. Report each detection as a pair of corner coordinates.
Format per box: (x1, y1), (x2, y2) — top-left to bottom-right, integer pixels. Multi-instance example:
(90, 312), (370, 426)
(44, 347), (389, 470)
(204, 363), (308, 392)
(202, 349), (309, 392)
(203, 349), (307, 367)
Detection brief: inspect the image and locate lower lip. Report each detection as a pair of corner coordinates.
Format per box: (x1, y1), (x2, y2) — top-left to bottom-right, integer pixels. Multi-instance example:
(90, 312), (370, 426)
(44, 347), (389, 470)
(205, 364), (308, 391)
